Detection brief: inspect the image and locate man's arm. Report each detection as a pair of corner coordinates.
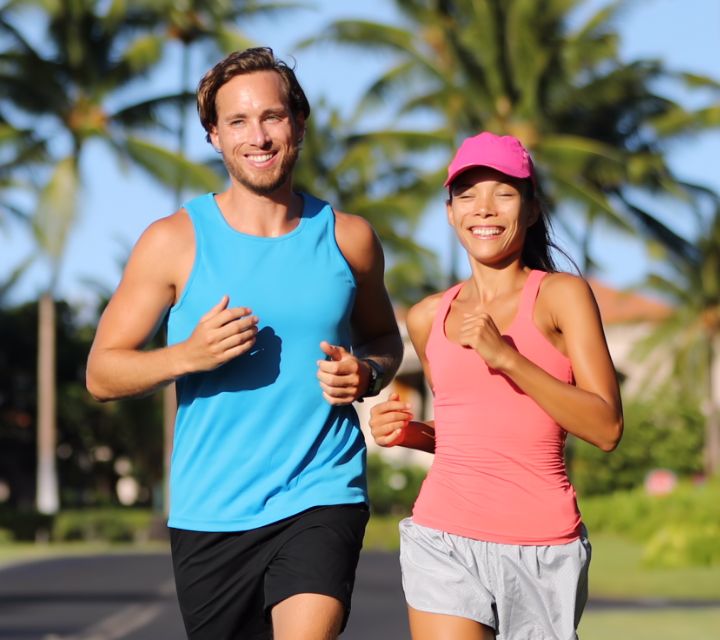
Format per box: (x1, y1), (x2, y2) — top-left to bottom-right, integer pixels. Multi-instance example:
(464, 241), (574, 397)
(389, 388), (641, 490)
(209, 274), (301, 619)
(86, 211), (258, 401)
(368, 294), (440, 452)
(315, 211), (403, 404)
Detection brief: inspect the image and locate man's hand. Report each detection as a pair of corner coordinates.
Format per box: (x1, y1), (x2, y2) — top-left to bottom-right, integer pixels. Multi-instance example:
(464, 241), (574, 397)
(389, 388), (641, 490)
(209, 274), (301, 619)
(181, 295), (259, 373)
(316, 341), (369, 405)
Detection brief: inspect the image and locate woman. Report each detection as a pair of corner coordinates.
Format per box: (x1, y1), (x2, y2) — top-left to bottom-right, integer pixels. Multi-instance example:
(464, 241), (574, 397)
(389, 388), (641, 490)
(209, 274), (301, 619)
(370, 131), (623, 640)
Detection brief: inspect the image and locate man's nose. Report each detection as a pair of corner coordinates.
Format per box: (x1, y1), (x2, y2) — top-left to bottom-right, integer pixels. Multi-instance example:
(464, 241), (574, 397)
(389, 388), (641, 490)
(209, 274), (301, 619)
(248, 121), (270, 147)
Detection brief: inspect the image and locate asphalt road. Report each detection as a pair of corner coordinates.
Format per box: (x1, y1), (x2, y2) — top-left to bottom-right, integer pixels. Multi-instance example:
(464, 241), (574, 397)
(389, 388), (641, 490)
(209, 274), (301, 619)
(2, 551), (718, 639)
(0, 551), (409, 640)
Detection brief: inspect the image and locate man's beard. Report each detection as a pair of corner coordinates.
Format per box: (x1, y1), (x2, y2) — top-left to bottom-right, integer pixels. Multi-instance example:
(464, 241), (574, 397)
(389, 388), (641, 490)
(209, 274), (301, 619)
(223, 142), (300, 196)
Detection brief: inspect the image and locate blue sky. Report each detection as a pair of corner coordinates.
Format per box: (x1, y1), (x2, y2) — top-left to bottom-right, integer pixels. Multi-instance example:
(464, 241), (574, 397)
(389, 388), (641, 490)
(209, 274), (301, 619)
(2, 0), (719, 308)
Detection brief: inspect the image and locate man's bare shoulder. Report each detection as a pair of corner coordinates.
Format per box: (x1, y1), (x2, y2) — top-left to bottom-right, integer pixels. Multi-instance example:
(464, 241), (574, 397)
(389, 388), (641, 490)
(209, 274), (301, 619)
(119, 209), (195, 297)
(135, 208), (193, 255)
(332, 209), (379, 279)
(333, 209), (375, 243)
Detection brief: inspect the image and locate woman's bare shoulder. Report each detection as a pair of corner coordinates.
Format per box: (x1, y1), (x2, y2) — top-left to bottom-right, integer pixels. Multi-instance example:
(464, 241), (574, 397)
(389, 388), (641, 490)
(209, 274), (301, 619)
(407, 290), (446, 334)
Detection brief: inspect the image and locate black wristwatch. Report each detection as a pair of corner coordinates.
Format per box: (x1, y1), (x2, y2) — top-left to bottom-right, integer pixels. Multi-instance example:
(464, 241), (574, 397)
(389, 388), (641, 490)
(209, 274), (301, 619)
(360, 358), (385, 399)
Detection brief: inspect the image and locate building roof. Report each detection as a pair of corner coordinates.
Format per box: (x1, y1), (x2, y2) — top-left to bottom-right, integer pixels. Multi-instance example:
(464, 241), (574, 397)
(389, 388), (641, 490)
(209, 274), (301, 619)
(588, 278), (672, 325)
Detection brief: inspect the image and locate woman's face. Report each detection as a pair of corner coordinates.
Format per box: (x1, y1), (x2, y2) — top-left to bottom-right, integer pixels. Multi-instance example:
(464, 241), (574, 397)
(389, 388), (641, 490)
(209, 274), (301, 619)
(446, 166), (537, 268)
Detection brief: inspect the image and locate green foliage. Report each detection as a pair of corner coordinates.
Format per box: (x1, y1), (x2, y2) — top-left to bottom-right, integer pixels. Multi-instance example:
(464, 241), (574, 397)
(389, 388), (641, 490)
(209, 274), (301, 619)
(53, 508), (155, 543)
(0, 300), (163, 510)
(570, 391), (704, 496)
(304, 0), (720, 273)
(366, 453), (427, 516)
(580, 480), (720, 566)
(643, 524), (720, 569)
(363, 513), (402, 551)
(0, 507), (54, 541)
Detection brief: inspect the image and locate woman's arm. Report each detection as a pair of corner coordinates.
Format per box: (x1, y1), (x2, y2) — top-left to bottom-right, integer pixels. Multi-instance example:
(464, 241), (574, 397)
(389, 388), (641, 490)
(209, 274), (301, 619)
(368, 294), (441, 454)
(459, 273), (623, 451)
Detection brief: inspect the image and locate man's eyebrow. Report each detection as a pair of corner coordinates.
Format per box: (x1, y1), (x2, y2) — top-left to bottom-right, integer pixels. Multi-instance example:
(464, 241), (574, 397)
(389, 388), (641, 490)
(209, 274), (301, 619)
(222, 106), (288, 119)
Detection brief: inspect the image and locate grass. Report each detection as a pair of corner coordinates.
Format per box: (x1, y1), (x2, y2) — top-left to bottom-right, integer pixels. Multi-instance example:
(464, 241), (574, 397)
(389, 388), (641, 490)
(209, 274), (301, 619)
(0, 540), (169, 569)
(579, 609), (720, 640)
(588, 534), (720, 600)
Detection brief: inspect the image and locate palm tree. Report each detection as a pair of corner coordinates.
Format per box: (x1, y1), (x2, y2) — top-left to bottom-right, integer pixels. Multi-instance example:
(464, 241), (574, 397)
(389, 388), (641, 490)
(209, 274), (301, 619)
(302, 0), (720, 277)
(634, 199), (720, 476)
(0, 0), (222, 514)
(294, 100), (445, 304)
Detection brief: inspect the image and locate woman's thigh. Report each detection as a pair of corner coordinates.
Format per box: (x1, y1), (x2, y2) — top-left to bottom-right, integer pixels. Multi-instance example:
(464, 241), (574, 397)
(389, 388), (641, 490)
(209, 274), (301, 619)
(408, 606), (495, 640)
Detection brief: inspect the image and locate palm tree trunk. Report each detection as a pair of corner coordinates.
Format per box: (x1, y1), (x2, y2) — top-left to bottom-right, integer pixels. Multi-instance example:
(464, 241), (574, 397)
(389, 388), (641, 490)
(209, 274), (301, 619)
(36, 292), (59, 514)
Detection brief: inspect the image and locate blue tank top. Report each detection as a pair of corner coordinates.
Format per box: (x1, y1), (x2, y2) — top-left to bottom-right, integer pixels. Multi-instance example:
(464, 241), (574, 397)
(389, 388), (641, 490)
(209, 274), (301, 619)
(166, 192), (368, 531)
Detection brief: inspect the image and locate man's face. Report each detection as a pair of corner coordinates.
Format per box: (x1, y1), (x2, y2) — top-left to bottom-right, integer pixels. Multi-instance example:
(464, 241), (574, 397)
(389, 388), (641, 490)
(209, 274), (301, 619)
(209, 71), (304, 196)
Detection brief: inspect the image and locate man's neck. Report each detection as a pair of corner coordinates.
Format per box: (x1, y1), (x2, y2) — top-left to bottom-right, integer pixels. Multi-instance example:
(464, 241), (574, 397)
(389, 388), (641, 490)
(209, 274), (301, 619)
(215, 183), (304, 237)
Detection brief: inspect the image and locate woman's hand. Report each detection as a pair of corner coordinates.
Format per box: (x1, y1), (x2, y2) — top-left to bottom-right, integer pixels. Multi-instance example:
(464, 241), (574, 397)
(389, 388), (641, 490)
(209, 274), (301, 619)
(369, 393), (412, 447)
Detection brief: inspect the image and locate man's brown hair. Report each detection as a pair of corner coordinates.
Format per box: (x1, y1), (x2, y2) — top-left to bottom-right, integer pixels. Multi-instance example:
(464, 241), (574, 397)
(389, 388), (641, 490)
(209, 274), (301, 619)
(197, 47), (310, 142)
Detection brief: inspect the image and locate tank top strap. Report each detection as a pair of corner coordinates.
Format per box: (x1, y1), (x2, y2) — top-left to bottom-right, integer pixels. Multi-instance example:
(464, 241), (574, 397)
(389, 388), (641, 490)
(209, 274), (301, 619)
(181, 193), (220, 247)
(429, 282), (464, 340)
(515, 269), (548, 323)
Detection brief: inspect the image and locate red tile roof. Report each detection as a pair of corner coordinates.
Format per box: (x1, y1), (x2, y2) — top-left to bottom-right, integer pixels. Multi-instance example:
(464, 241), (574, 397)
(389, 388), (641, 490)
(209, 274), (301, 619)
(588, 278), (672, 325)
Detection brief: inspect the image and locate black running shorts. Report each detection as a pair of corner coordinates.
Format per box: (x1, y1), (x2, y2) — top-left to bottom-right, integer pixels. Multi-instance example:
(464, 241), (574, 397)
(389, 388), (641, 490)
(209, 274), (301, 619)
(170, 504), (369, 640)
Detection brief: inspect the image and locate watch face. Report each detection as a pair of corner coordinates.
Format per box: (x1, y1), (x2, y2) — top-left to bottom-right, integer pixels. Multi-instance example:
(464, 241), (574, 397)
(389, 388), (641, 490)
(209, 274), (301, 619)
(365, 359), (384, 397)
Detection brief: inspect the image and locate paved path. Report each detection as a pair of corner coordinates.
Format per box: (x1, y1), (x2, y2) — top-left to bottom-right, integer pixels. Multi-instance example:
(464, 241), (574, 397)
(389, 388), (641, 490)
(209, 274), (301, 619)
(1, 551), (718, 639)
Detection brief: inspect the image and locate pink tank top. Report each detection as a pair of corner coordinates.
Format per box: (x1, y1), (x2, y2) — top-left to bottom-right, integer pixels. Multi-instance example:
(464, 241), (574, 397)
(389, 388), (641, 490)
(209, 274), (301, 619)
(412, 270), (582, 545)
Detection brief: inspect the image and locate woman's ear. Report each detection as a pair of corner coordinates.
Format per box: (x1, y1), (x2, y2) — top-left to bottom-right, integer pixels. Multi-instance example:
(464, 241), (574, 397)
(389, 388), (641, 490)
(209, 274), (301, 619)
(446, 198), (454, 226)
(526, 200), (541, 226)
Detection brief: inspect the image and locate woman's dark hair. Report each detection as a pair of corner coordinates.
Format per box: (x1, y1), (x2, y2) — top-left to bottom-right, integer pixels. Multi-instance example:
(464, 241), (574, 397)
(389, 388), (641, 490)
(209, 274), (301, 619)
(196, 47), (310, 142)
(520, 180), (557, 271)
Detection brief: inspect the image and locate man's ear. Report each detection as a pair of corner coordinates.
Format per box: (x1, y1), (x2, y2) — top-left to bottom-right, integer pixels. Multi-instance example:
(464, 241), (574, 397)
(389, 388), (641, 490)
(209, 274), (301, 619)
(209, 127), (221, 152)
(295, 114), (306, 144)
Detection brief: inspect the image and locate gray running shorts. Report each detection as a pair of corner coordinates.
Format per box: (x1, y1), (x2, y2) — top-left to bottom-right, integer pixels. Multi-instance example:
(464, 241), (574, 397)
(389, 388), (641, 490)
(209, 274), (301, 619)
(399, 517), (591, 640)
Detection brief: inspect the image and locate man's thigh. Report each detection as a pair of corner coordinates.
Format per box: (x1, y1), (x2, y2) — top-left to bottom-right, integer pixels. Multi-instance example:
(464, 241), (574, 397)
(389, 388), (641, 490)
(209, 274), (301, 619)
(170, 527), (273, 640)
(265, 504), (369, 632)
(170, 504), (368, 640)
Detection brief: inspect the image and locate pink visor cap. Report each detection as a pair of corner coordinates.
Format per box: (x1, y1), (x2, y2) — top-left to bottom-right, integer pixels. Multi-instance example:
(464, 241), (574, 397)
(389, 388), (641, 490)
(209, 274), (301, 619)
(444, 131), (535, 188)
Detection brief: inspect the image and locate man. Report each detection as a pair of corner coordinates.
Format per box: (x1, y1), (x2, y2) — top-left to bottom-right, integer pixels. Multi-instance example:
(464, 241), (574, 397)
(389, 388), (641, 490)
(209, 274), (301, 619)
(86, 47), (403, 640)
